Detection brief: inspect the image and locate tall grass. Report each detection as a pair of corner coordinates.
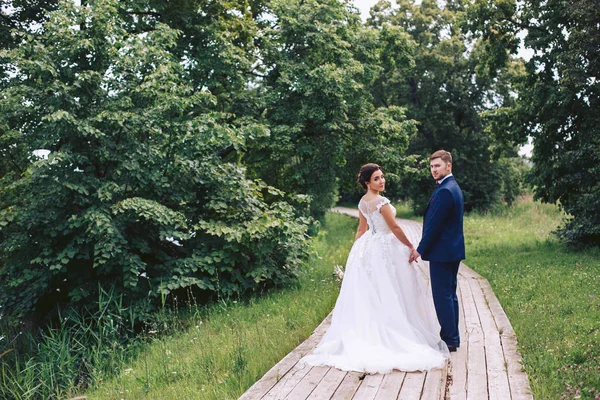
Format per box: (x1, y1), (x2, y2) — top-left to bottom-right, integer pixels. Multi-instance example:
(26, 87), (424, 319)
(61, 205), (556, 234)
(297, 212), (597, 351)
(0, 286), (142, 399)
(464, 195), (600, 399)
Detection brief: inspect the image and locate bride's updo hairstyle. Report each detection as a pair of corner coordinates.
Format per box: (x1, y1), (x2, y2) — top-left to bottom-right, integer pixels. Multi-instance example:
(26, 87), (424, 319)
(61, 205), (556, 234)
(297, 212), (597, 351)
(357, 163), (381, 190)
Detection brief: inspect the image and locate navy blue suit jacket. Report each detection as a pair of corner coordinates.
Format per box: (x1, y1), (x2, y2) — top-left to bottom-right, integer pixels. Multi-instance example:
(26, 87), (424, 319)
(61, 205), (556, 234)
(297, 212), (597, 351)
(417, 176), (466, 262)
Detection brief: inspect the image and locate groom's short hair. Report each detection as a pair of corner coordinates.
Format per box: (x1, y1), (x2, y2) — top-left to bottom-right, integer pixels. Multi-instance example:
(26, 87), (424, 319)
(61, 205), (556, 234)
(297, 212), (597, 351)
(430, 150), (452, 164)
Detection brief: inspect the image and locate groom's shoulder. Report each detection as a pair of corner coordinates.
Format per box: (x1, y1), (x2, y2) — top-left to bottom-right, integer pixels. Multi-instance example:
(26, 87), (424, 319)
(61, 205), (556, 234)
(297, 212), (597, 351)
(446, 176), (460, 188)
(441, 178), (463, 196)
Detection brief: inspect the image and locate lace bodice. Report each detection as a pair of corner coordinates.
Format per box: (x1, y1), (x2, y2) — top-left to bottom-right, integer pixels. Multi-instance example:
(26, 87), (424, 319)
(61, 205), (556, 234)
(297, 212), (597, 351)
(358, 196), (395, 235)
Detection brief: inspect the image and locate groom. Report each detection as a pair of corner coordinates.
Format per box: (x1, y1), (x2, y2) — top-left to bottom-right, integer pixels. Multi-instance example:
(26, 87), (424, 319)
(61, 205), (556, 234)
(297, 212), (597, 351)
(410, 150), (465, 352)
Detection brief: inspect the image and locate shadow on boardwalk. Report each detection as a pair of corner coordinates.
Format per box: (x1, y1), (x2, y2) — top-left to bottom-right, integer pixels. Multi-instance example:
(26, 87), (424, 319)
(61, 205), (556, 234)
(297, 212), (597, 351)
(239, 208), (533, 400)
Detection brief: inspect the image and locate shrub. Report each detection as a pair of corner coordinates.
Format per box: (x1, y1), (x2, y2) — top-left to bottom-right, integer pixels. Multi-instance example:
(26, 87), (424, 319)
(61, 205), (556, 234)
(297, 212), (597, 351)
(0, 0), (312, 323)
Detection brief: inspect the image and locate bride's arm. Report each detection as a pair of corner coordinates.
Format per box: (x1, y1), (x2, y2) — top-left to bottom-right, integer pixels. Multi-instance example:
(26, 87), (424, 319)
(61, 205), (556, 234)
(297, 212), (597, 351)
(355, 210), (368, 240)
(380, 204), (415, 250)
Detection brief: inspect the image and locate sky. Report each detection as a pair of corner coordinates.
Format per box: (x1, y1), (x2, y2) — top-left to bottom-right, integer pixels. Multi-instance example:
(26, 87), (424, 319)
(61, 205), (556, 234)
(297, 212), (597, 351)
(353, 0), (380, 20)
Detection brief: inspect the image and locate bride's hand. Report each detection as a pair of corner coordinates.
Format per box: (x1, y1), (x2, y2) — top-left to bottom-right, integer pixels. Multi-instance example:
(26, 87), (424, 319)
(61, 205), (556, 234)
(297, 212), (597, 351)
(409, 249), (421, 263)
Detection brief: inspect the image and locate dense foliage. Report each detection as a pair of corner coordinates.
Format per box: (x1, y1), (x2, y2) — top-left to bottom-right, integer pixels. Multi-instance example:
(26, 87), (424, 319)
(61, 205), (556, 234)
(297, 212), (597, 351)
(0, 0), (312, 322)
(468, 0), (600, 244)
(367, 0), (525, 213)
(242, 0), (416, 216)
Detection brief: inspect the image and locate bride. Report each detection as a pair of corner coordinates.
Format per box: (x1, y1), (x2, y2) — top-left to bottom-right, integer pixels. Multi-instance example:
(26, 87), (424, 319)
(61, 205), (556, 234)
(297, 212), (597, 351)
(301, 163), (449, 373)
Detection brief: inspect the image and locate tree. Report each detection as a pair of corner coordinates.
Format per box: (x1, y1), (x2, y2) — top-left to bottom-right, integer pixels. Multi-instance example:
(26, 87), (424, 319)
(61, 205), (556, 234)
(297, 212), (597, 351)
(1, 1), (59, 85)
(468, 0), (600, 244)
(77, 0), (414, 218)
(368, 0), (523, 213)
(244, 0), (416, 217)
(0, 0), (312, 321)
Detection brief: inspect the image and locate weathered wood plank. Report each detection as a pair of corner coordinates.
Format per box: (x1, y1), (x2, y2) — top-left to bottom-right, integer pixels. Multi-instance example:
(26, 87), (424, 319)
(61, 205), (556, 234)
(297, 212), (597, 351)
(461, 275), (489, 399)
(330, 372), (363, 400)
(306, 368), (347, 400)
(467, 276), (511, 400)
(478, 278), (533, 400)
(448, 280), (469, 400)
(396, 372), (426, 400)
(285, 366), (330, 400)
(373, 370), (406, 400)
(240, 314), (332, 400)
(261, 363), (313, 400)
(421, 362), (448, 400)
(352, 374), (384, 400)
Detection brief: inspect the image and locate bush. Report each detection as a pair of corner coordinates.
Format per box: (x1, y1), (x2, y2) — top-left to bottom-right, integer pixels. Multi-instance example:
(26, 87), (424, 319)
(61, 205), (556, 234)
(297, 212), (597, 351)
(0, 0), (312, 323)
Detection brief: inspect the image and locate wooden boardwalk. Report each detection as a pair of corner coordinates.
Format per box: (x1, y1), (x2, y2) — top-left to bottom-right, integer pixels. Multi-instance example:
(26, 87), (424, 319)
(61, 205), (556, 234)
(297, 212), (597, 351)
(240, 208), (532, 400)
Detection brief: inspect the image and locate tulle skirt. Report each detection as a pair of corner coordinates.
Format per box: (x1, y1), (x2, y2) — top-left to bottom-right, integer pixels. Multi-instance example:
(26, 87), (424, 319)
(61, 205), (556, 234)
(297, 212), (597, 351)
(301, 231), (449, 373)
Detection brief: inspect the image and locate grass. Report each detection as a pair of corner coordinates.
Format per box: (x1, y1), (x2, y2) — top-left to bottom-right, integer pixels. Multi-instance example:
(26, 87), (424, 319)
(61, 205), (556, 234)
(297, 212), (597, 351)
(391, 200), (420, 221)
(81, 213), (356, 399)
(464, 195), (600, 399)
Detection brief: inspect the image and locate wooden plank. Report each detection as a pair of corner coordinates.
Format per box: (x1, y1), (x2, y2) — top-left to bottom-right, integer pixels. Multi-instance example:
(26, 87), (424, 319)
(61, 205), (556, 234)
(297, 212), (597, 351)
(461, 276), (489, 399)
(262, 363), (313, 400)
(352, 374), (384, 400)
(330, 371), (363, 400)
(467, 277), (511, 400)
(240, 314), (332, 400)
(285, 366), (330, 400)
(448, 279), (469, 400)
(306, 368), (347, 400)
(421, 362), (448, 400)
(396, 372), (426, 400)
(478, 279), (533, 400)
(373, 370), (406, 400)
(458, 263), (481, 280)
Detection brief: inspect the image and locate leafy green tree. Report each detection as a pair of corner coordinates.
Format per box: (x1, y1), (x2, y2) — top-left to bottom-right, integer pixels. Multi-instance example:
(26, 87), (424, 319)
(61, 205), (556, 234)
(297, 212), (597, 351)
(244, 0), (416, 216)
(80, 0), (412, 217)
(122, 0), (267, 116)
(468, 0), (600, 244)
(0, 0), (312, 321)
(368, 0), (523, 213)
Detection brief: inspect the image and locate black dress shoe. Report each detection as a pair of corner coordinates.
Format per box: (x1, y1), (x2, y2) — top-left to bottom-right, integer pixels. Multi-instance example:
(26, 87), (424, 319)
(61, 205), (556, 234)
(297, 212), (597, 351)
(448, 346), (458, 352)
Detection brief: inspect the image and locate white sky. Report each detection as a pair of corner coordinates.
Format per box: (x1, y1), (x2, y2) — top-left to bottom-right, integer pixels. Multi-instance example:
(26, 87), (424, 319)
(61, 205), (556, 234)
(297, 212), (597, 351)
(353, 0), (380, 20)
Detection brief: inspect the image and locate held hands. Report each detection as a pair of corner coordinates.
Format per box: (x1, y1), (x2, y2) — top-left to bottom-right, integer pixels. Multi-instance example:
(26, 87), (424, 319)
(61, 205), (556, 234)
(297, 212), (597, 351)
(409, 248), (421, 263)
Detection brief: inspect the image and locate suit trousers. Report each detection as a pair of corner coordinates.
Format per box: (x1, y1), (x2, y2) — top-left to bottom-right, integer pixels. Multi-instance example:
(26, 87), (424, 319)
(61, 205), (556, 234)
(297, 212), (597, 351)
(429, 261), (460, 347)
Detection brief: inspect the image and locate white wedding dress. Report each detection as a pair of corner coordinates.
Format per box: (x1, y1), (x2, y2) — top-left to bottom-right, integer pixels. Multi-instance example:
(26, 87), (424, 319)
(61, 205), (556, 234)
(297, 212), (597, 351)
(301, 196), (449, 373)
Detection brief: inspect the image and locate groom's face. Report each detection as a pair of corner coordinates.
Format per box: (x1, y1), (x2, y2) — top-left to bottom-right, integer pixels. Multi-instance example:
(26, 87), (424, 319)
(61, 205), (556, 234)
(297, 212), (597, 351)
(430, 158), (451, 181)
